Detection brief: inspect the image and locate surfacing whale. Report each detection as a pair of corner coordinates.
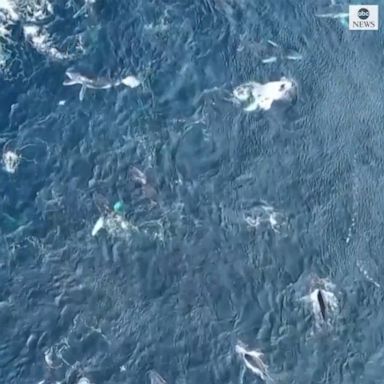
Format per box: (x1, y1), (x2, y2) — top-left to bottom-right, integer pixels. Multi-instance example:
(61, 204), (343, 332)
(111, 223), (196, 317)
(63, 69), (141, 101)
(317, 289), (326, 321)
(233, 77), (297, 112)
(235, 341), (270, 381)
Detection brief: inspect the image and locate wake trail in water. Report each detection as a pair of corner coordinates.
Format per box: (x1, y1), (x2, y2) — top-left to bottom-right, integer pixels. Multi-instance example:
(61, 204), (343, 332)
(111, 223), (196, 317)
(346, 156), (380, 288)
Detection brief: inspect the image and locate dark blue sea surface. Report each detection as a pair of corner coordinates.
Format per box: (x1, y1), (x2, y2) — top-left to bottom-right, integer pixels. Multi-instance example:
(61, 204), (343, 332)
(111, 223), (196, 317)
(1, 0), (384, 383)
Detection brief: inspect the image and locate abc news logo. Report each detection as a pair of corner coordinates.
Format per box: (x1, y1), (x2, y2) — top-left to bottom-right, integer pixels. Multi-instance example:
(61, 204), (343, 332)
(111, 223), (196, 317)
(358, 8), (370, 19)
(349, 5), (379, 30)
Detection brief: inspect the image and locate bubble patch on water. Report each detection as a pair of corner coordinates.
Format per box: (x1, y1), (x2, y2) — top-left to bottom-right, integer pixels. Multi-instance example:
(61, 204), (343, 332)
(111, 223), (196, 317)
(244, 201), (289, 235)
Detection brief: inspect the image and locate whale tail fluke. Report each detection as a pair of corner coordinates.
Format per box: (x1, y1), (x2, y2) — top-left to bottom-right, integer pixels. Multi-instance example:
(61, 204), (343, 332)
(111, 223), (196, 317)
(121, 75), (141, 88)
(63, 78), (78, 86)
(63, 70), (80, 86)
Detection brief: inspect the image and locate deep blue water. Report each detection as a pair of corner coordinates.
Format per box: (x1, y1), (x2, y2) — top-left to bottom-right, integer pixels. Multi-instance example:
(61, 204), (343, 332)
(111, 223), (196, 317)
(2, 0), (384, 383)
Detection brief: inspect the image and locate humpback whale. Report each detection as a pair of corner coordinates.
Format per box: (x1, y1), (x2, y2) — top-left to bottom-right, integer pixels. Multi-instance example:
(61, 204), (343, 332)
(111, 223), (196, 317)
(233, 77), (296, 112)
(235, 341), (270, 381)
(63, 69), (141, 101)
(317, 289), (326, 321)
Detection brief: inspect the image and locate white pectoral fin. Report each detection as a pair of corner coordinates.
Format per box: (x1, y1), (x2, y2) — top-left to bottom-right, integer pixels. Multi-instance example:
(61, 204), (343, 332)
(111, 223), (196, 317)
(92, 217), (104, 236)
(79, 85), (86, 101)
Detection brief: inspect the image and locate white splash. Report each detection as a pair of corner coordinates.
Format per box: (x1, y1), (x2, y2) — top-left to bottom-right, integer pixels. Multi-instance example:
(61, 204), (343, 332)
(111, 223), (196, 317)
(43, 348), (54, 368)
(233, 77), (296, 112)
(77, 378), (92, 384)
(0, 0), (19, 68)
(0, 0), (85, 73)
(2, 148), (20, 173)
(0, 0), (53, 28)
(0, 0), (19, 21)
(23, 25), (72, 61)
(244, 202), (287, 234)
(92, 213), (138, 239)
(43, 346), (62, 369)
(0, 24), (9, 38)
(23, 0), (53, 22)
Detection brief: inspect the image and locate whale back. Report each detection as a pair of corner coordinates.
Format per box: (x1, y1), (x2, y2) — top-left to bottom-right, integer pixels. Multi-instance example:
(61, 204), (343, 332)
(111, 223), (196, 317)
(317, 289), (326, 321)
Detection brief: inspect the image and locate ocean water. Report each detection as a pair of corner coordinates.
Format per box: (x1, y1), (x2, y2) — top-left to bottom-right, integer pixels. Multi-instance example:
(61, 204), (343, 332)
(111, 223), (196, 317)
(1, 0), (384, 383)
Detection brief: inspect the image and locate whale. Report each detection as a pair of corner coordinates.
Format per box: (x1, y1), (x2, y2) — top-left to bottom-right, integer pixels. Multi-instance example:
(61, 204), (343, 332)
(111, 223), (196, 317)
(317, 289), (326, 321)
(233, 77), (297, 112)
(63, 69), (140, 101)
(63, 70), (119, 101)
(304, 279), (339, 330)
(235, 341), (270, 381)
